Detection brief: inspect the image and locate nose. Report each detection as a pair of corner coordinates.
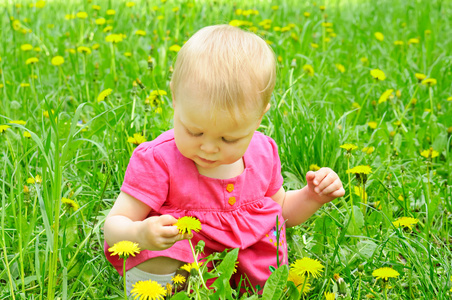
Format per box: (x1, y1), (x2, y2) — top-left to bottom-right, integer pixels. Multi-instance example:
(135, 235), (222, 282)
(200, 139), (219, 154)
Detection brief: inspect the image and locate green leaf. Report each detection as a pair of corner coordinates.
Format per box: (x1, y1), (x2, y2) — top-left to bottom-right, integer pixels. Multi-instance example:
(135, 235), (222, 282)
(262, 264), (289, 300)
(171, 292), (190, 299)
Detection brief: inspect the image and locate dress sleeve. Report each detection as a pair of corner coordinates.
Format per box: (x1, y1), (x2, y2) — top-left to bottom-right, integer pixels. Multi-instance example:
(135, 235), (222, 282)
(120, 143), (169, 211)
(265, 136), (284, 197)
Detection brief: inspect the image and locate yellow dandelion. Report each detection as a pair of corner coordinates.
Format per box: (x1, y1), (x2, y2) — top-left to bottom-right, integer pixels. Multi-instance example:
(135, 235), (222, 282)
(61, 197), (80, 211)
(378, 89), (394, 104)
(127, 133), (146, 145)
(346, 165), (372, 175)
(175, 216), (202, 235)
(21, 44), (33, 51)
(370, 69), (386, 81)
(106, 9), (116, 15)
(65, 14), (76, 20)
(95, 18), (106, 25)
(97, 88), (113, 102)
(309, 164), (321, 171)
(51, 56), (64, 66)
(420, 148), (439, 159)
(135, 30), (146, 36)
(77, 46), (92, 55)
(13, 19), (22, 30)
(172, 274), (186, 285)
(290, 257), (324, 278)
(340, 143), (358, 151)
(415, 73), (427, 81)
(103, 25), (113, 33)
(124, 52), (132, 57)
(130, 280), (165, 300)
(311, 43), (319, 49)
(324, 292), (336, 300)
(374, 32), (384, 41)
(394, 40), (404, 46)
(26, 57), (39, 65)
(0, 125), (11, 133)
(23, 131), (32, 138)
(105, 34), (123, 43)
(108, 241), (141, 258)
(36, 1), (46, 8)
(181, 262), (202, 272)
(408, 38), (420, 44)
(92, 44), (100, 50)
(21, 83), (30, 87)
(372, 267), (400, 282)
(335, 63), (345, 73)
(26, 175), (42, 184)
(367, 121), (378, 129)
(362, 146), (375, 154)
(43, 109), (55, 118)
(421, 78), (437, 87)
(169, 44), (181, 52)
(288, 270), (311, 294)
(360, 57), (369, 64)
(126, 2), (136, 7)
(303, 64), (314, 76)
(76, 12), (88, 19)
(9, 120), (27, 125)
(392, 217), (419, 230)
(304, 12), (311, 17)
(271, 5), (279, 10)
(92, 4), (101, 10)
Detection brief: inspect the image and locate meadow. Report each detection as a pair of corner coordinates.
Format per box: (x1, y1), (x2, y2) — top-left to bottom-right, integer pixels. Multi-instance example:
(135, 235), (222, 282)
(0, 0), (451, 299)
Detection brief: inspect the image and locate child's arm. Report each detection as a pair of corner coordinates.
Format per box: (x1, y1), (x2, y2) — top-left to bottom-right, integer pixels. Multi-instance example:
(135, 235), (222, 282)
(104, 191), (191, 250)
(271, 168), (345, 228)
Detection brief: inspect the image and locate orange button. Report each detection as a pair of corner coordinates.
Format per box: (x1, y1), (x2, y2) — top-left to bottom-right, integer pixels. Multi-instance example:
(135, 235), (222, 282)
(226, 184), (234, 193)
(228, 197), (236, 206)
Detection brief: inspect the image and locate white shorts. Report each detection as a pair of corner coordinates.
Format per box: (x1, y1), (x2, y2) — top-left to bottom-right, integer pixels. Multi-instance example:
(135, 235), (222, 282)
(125, 267), (175, 294)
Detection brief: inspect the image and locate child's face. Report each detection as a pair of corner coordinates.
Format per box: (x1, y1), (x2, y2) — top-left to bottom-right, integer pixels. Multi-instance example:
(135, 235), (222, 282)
(173, 85), (266, 170)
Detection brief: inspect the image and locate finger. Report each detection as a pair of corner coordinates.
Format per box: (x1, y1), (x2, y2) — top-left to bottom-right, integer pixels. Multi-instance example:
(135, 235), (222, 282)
(319, 178), (342, 195)
(306, 171), (316, 190)
(329, 187), (346, 198)
(313, 168), (331, 186)
(160, 225), (180, 238)
(159, 214), (178, 226)
(317, 172), (339, 193)
(175, 233), (193, 241)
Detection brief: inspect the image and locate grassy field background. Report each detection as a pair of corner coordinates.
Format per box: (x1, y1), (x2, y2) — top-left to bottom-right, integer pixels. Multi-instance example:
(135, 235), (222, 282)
(0, 0), (451, 299)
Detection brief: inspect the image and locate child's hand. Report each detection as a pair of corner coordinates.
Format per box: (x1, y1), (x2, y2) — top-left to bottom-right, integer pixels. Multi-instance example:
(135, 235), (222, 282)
(306, 168), (345, 204)
(139, 215), (192, 251)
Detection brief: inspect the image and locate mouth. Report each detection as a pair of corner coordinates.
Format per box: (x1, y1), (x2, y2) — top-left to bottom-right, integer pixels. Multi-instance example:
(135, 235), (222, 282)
(198, 156), (216, 164)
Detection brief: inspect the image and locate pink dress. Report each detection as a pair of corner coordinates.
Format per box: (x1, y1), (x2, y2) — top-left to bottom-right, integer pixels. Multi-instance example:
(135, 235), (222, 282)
(104, 129), (288, 289)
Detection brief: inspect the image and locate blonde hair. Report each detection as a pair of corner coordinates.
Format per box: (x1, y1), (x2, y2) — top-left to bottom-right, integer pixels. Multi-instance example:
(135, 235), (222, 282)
(171, 24), (276, 119)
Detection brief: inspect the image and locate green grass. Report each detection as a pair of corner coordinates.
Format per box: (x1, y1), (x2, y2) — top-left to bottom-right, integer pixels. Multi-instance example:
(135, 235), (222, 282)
(1, 0), (451, 299)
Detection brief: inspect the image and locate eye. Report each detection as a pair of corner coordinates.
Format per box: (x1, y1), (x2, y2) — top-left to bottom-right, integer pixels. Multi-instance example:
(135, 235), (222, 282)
(186, 128), (203, 137)
(222, 137), (239, 144)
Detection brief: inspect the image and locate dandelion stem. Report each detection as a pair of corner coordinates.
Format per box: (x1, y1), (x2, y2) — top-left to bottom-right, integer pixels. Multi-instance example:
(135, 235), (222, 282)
(110, 43), (117, 82)
(347, 157), (355, 223)
(59, 66), (76, 103)
(82, 54), (90, 101)
(123, 259), (128, 300)
(398, 85), (419, 123)
(131, 89), (137, 129)
(352, 81), (376, 130)
(188, 239), (207, 289)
